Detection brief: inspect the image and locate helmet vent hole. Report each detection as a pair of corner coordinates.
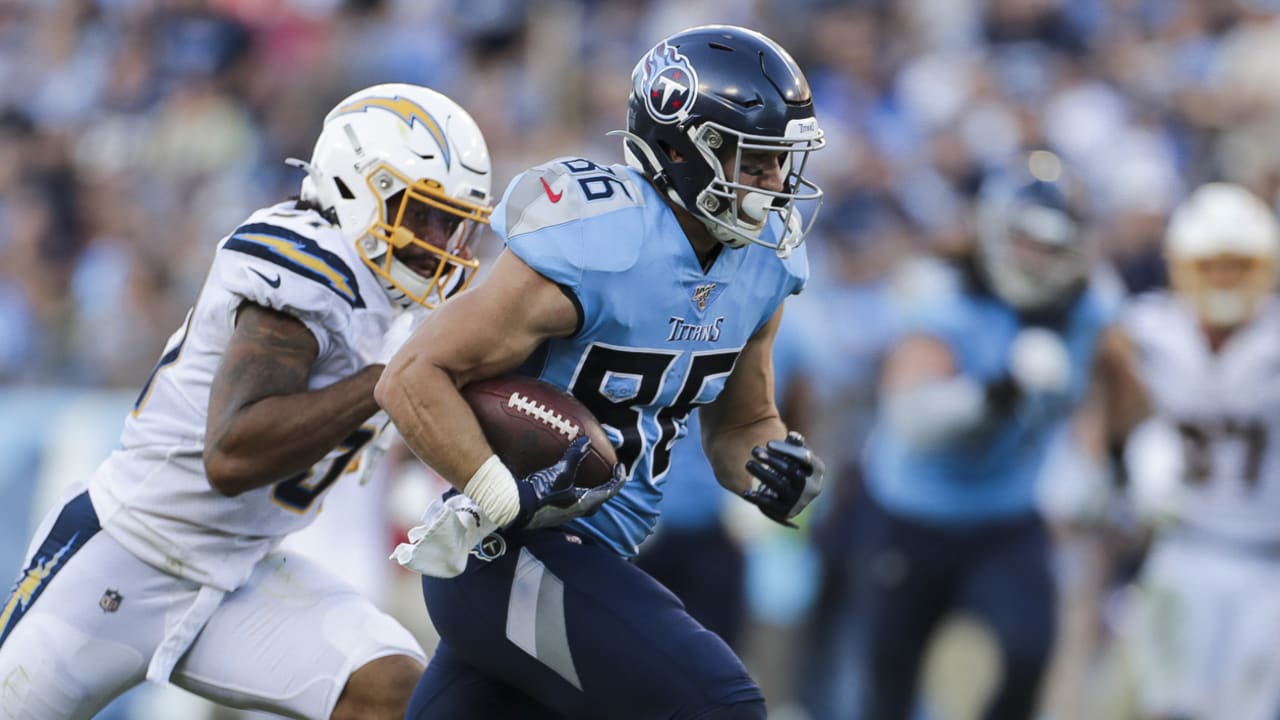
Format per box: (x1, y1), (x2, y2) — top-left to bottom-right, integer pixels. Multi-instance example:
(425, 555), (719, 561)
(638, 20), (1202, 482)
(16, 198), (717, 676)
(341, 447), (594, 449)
(708, 42), (734, 52)
(333, 177), (356, 200)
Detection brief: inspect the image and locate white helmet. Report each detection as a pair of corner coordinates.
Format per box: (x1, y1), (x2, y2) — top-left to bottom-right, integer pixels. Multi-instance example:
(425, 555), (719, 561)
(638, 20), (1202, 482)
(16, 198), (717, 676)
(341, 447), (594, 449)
(294, 83), (492, 309)
(1166, 182), (1279, 328)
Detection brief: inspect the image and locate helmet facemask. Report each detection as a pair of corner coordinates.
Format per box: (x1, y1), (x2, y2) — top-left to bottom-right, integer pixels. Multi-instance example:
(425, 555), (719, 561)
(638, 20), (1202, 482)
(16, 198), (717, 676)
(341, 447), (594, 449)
(355, 165), (489, 310)
(975, 150), (1091, 313)
(684, 122), (824, 257)
(978, 196), (1089, 312)
(1170, 253), (1276, 329)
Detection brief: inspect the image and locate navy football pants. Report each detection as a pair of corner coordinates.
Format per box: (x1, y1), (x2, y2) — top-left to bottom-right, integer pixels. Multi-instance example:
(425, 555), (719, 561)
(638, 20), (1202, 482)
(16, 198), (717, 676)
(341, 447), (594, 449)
(407, 527), (765, 719)
(858, 498), (1056, 720)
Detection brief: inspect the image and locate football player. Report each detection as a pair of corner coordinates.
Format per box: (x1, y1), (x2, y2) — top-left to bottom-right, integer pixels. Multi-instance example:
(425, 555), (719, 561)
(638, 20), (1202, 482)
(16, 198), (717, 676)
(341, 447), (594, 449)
(0, 83), (492, 719)
(855, 150), (1147, 720)
(378, 25), (825, 719)
(1122, 182), (1280, 720)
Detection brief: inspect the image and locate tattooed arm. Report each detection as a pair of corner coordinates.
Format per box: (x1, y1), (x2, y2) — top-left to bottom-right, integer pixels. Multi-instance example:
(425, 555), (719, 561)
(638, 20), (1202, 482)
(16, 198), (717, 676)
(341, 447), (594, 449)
(204, 302), (383, 496)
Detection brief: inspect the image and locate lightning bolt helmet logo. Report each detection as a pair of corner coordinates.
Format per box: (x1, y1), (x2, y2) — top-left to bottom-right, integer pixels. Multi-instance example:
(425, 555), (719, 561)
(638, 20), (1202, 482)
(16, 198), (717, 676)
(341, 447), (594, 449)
(331, 95), (452, 169)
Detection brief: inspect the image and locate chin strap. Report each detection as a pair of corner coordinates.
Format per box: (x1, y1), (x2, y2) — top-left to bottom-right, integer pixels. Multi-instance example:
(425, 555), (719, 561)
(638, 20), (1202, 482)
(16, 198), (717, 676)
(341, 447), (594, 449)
(609, 129), (685, 208)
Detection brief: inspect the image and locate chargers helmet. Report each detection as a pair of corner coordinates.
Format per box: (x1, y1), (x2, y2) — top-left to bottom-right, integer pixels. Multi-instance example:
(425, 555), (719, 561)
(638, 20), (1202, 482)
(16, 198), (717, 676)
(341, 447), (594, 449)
(975, 150), (1091, 313)
(294, 83), (492, 309)
(615, 25), (825, 257)
(1165, 182), (1279, 328)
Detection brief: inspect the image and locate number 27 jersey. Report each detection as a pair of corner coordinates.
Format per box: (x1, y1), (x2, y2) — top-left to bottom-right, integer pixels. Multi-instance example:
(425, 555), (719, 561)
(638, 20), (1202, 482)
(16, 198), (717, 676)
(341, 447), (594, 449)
(494, 158), (807, 557)
(1124, 292), (1280, 542)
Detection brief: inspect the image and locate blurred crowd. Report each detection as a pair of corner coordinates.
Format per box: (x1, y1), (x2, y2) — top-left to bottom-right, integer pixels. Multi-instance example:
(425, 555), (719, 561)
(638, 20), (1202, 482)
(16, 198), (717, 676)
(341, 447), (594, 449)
(8, 0), (1280, 718)
(7, 0), (1280, 387)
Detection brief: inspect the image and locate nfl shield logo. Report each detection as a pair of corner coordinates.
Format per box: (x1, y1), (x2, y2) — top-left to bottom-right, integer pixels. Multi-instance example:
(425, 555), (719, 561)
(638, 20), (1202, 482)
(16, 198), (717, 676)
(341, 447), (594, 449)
(692, 283), (716, 311)
(99, 589), (123, 613)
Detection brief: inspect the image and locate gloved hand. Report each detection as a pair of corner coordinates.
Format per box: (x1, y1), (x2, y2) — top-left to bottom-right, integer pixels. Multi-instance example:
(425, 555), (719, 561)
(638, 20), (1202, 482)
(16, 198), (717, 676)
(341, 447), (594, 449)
(374, 307), (428, 367)
(1009, 326), (1071, 396)
(987, 327), (1072, 414)
(742, 431), (824, 528)
(510, 437), (627, 530)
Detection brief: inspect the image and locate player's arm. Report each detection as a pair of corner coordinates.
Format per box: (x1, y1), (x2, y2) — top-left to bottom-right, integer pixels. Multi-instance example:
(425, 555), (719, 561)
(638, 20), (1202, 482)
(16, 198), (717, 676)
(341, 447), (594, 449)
(1097, 324), (1149, 444)
(877, 332), (987, 448)
(701, 306), (787, 495)
(204, 302), (383, 496)
(375, 249), (584, 527)
(1073, 324), (1150, 460)
(701, 306), (824, 526)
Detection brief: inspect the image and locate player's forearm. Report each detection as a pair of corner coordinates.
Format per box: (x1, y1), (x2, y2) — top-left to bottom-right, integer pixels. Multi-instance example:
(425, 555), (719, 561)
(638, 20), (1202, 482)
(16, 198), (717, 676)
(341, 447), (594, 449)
(205, 365), (383, 495)
(704, 414), (787, 496)
(375, 358), (494, 491)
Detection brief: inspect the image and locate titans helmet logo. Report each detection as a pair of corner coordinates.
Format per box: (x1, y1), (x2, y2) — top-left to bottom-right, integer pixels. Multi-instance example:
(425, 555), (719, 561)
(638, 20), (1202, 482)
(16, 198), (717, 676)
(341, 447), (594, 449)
(639, 41), (698, 124)
(332, 96), (451, 168)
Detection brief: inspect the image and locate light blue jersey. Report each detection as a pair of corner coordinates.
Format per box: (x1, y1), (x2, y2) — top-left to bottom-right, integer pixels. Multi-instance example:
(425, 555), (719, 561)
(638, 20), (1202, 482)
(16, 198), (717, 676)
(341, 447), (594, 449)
(864, 275), (1112, 524)
(492, 157), (807, 556)
(659, 311), (818, 532)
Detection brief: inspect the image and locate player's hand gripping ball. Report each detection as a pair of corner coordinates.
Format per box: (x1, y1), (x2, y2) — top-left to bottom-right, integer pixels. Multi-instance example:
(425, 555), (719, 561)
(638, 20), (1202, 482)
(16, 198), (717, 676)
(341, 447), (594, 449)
(462, 377), (624, 529)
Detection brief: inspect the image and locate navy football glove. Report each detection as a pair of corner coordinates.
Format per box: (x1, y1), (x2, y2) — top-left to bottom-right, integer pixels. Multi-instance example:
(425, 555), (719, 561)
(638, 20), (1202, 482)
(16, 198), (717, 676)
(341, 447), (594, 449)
(510, 437), (627, 530)
(742, 432), (824, 527)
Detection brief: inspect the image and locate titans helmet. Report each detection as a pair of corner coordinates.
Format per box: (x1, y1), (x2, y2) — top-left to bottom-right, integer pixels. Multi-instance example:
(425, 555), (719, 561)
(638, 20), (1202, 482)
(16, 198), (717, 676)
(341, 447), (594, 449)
(975, 150), (1091, 312)
(616, 25), (825, 257)
(293, 83), (492, 310)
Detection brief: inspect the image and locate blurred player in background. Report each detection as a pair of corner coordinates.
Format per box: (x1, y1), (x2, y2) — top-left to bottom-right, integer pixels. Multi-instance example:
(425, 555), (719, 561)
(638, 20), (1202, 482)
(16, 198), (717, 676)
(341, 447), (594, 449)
(1121, 182), (1280, 720)
(0, 83), (491, 719)
(856, 150), (1148, 720)
(379, 25), (825, 720)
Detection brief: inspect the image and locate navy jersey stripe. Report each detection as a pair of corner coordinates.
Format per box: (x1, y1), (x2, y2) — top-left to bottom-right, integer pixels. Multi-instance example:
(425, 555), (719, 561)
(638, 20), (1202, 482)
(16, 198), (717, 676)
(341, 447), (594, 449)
(0, 491), (100, 647)
(224, 222), (365, 308)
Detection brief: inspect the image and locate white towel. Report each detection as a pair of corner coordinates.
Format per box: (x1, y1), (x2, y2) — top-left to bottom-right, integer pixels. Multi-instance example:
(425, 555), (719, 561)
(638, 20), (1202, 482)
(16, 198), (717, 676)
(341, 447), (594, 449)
(391, 494), (498, 578)
(146, 584), (226, 684)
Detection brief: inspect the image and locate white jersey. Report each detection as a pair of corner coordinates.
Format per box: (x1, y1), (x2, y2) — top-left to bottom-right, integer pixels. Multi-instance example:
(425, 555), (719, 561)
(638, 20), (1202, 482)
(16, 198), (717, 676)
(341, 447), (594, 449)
(1124, 291), (1280, 542)
(88, 201), (396, 592)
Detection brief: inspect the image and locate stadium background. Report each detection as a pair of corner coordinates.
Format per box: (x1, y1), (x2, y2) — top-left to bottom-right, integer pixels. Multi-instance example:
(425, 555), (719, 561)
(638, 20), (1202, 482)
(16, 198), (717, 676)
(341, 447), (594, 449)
(3, 0), (1278, 717)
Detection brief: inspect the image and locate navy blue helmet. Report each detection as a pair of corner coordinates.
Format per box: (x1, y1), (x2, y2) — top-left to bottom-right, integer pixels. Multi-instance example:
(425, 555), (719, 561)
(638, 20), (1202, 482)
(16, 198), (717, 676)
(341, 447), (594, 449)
(975, 150), (1091, 311)
(617, 25), (825, 256)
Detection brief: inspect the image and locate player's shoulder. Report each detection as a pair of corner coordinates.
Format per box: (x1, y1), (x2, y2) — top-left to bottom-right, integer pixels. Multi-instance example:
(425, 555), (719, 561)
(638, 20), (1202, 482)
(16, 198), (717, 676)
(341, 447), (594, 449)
(497, 157), (656, 285)
(497, 156), (649, 240)
(215, 201), (369, 311)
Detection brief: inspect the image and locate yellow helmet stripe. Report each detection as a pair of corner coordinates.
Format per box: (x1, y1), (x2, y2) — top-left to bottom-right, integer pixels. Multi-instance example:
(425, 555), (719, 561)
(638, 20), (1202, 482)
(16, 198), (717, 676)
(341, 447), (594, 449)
(333, 96), (451, 168)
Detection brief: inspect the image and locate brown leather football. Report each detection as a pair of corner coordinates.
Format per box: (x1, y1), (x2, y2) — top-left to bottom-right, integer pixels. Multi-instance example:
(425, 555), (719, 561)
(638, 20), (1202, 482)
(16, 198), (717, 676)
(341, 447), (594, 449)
(461, 376), (617, 488)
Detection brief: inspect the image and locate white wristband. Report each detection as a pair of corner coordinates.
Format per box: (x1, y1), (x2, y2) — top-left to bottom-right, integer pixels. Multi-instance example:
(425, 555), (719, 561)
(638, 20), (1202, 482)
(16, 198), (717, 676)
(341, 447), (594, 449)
(462, 455), (520, 527)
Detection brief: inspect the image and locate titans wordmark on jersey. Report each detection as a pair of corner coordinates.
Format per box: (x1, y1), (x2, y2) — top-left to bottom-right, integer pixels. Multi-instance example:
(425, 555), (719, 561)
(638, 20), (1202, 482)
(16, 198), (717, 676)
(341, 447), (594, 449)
(493, 157), (808, 557)
(87, 201), (396, 592)
(1124, 292), (1280, 542)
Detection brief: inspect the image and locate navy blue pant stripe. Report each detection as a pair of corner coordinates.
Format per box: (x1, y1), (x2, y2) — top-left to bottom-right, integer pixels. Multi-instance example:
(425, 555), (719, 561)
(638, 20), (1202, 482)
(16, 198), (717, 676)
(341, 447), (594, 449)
(0, 491), (100, 648)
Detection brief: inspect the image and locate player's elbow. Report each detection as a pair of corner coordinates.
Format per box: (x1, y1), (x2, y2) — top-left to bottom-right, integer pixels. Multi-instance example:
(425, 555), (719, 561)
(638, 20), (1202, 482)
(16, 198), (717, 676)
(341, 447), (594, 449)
(373, 360), (406, 419)
(203, 450), (251, 497)
(375, 349), (443, 422)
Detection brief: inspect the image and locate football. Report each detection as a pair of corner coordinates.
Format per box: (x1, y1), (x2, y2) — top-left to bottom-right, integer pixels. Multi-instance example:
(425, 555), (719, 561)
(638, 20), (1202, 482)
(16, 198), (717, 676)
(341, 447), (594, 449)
(461, 376), (618, 489)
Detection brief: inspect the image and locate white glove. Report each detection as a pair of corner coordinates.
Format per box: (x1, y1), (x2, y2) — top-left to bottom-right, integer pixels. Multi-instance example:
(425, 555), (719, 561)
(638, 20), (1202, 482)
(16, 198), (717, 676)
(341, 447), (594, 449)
(1008, 327), (1071, 396)
(375, 307), (428, 366)
(391, 493), (498, 578)
(355, 412), (395, 487)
